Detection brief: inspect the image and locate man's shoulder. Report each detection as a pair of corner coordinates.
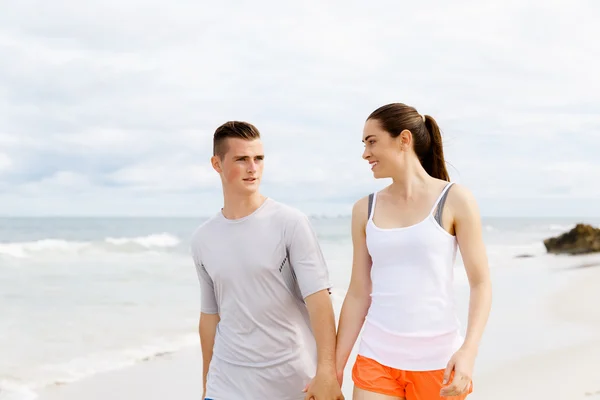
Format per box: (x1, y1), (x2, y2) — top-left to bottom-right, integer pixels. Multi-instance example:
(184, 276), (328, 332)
(266, 198), (310, 225)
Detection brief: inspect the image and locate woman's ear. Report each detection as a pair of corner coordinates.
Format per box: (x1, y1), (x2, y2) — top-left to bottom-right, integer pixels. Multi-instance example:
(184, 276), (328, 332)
(399, 129), (412, 151)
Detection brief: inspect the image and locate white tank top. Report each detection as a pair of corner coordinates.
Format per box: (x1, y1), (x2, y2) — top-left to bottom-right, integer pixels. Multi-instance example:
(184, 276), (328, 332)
(357, 182), (464, 371)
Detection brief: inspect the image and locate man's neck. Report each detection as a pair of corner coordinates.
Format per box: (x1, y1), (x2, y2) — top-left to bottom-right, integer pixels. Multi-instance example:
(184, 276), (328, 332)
(221, 191), (267, 220)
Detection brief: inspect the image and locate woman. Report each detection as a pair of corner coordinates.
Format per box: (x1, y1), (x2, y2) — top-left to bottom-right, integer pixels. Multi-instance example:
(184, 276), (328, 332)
(335, 103), (492, 399)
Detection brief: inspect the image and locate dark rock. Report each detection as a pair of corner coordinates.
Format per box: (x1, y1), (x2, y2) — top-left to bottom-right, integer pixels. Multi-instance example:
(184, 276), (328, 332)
(543, 223), (600, 255)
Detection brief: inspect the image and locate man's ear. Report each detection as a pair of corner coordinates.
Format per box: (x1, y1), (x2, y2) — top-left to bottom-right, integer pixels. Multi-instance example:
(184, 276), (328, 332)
(211, 155), (222, 173)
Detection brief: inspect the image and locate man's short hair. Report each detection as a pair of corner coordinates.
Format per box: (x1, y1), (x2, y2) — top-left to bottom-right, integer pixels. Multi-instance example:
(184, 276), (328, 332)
(213, 121), (261, 159)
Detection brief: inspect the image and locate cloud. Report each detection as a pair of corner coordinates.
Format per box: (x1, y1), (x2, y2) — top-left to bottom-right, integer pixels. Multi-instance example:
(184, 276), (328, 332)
(19, 171), (93, 194)
(108, 159), (218, 192)
(0, 153), (12, 173)
(0, 0), (598, 217)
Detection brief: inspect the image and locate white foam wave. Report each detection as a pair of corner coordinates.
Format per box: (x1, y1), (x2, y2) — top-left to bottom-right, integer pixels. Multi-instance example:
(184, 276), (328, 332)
(485, 241), (547, 258)
(548, 224), (575, 232)
(0, 240), (88, 259)
(40, 335), (196, 385)
(0, 234), (181, 259)
(105, 233), (180, 248)
(0, 380), (38, 400)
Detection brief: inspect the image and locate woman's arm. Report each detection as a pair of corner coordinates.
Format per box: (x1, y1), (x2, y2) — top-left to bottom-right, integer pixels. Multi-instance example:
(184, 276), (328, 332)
(441, 184), (492, 396)
(335, 196), (373, 381)
(452, 184), (492, 352)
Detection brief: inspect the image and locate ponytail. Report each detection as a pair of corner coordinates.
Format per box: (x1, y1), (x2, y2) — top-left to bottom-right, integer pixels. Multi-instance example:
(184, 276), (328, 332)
(422, 115), (449, 181)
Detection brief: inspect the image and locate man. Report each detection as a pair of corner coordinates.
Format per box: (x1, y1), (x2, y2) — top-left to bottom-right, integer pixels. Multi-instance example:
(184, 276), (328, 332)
(191, 121), (344, 400)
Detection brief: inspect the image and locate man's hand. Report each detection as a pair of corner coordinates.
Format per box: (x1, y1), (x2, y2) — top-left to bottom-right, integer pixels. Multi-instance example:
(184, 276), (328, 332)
(440, 346), (476, 397)
(302, 370), (344, 400)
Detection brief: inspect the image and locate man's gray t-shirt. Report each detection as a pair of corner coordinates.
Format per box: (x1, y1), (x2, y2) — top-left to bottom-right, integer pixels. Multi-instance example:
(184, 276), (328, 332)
(191, 198), (332, 399)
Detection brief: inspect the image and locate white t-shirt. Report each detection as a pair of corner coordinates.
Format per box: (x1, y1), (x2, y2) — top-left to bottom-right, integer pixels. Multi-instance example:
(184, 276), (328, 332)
(191, 197), (332, 399)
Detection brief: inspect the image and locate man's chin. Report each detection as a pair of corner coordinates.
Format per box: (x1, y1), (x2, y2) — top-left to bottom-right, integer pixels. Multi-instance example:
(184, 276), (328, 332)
(238, 182), (260, 193)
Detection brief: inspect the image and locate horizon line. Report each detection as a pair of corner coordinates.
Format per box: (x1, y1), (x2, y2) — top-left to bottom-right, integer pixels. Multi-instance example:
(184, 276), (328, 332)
(1, 215), (599, 220)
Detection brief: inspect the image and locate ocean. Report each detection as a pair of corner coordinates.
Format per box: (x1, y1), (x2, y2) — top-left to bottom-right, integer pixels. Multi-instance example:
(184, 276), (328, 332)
(1, 215), (598, 400)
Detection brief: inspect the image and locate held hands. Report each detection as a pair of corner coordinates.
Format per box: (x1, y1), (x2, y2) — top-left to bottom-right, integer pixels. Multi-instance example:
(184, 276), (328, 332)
(440, 346), (476, 397)
(302, 368), (344, 400)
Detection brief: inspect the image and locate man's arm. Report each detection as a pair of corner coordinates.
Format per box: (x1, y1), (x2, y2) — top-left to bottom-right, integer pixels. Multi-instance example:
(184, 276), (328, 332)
(199, 312), (220, 394)
(305, 289), (337, 376)
(287, 214), (336, 375)
(192, 246), (219, 396)
(287, 213), (344, 399)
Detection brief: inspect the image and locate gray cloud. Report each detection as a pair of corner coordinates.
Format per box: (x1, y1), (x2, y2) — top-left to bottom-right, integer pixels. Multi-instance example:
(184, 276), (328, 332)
(0, 0), (598, 217)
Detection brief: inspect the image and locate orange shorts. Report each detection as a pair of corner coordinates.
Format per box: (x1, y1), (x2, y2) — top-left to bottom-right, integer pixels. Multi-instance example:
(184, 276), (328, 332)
(352, 355), (473, 399)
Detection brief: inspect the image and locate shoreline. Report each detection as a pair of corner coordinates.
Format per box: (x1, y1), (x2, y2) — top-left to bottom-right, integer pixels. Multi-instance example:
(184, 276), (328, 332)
(32, 253), (600, 400)
(36, 348), (204, 400)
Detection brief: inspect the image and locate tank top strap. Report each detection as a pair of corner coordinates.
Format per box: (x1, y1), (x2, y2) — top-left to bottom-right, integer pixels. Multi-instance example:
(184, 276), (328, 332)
(367, 192), (376, 221)
(429, 182), (454, 216)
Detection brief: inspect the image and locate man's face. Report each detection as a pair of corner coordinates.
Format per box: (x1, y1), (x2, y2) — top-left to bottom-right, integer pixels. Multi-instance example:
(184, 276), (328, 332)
(212, 137), (264, 195)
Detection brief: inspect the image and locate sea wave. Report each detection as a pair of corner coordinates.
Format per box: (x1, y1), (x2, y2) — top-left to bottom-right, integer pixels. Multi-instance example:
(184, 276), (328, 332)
(0, 334), (197, 399)
(547, 224), (576, 232)
(41, 334), (197, 385)
(0, 234), (181, 258)
(0, 379), (38, 400)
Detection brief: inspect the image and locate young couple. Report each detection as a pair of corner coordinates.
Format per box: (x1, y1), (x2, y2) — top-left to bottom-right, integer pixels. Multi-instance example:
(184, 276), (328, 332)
(191, 102), (492, 400)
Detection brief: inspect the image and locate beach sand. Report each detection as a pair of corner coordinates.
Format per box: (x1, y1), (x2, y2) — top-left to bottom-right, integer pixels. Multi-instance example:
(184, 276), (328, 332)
(472, 257), (600, 399)
(473, 338), (600, 399)
(37, 254), (600, 400)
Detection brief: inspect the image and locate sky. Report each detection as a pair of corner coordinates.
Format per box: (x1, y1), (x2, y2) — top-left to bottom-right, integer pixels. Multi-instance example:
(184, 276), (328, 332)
(0, 0), (599, 218)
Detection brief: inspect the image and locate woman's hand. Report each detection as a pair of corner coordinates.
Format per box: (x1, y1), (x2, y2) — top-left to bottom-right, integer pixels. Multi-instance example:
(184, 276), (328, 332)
(440, 346), (476, 397)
